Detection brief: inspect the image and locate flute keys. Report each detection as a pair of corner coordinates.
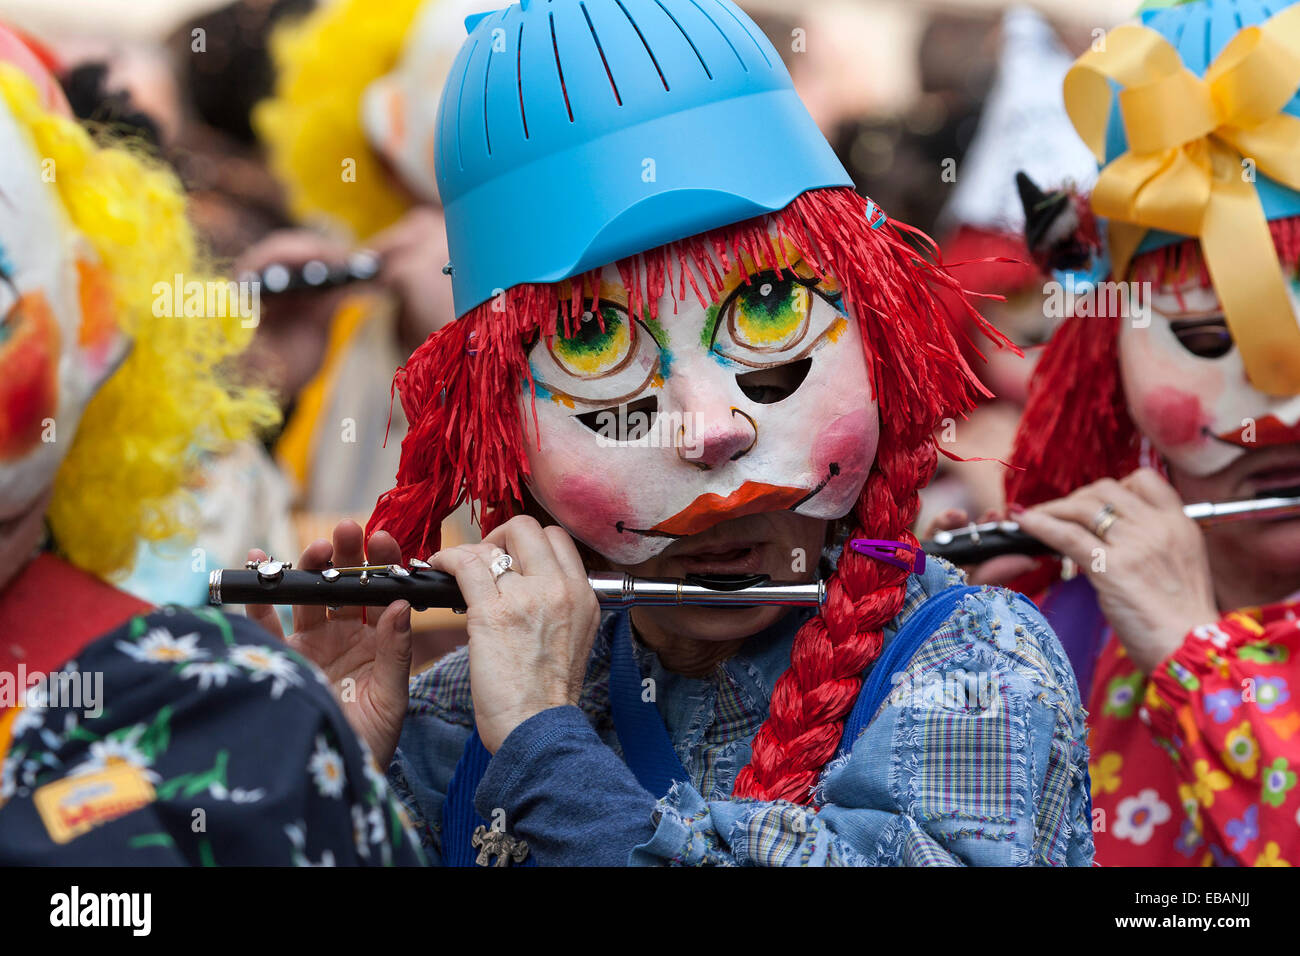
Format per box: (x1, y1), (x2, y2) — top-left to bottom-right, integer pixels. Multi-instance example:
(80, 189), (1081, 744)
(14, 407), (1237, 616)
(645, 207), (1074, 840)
(255, 559), (290, 582)
(322, 568), (341, 581)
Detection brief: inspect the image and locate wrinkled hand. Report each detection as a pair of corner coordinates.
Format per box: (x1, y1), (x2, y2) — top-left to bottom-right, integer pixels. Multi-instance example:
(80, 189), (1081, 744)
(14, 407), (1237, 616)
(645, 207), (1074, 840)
(431, 516), (600, 753)
(244, 520), (412, 768)
(1015, 468), (1218, 673)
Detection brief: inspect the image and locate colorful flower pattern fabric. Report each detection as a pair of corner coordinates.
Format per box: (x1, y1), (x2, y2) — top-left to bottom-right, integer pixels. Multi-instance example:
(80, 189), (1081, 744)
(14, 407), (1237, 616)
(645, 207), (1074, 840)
(1088, 601), (1300, 866)
(0, 607), (424, 866)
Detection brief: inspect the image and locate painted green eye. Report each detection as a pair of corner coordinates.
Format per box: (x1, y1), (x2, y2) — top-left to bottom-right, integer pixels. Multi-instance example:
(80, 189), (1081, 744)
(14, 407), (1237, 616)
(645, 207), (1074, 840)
(728, 276), (810, 352)
(550, 304), (633, 378)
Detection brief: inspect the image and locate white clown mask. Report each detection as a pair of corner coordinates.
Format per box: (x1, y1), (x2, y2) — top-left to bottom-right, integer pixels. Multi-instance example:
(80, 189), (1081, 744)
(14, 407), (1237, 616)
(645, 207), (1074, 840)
(0, 71), (128, 522)
(519, 242), (879, 566)
(1119, 270), (1300, 478)
(361, 0), (498, 205)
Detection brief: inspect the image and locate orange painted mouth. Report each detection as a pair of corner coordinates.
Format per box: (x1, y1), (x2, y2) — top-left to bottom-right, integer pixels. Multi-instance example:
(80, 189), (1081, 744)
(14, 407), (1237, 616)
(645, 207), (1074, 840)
(649, 481), (810, 537)
(1212, 415), (1300, 449)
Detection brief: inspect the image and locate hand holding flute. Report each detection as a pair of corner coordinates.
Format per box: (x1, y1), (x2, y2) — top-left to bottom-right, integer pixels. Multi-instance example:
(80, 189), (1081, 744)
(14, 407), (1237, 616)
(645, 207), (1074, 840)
(929, 469), (1221, 674)
(242, 516), (606, 759)
(243, 523), (414, 768)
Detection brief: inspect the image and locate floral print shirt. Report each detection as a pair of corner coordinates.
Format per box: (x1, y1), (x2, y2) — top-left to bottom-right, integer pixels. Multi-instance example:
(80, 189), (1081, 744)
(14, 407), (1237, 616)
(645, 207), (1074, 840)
(1088, 601), (1300, 866)
(0, 606), (424, 866)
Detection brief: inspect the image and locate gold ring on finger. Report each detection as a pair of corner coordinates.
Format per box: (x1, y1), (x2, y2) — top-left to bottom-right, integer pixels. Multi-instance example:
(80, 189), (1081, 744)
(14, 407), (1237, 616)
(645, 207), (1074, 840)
(1091, 503), (1120, 541)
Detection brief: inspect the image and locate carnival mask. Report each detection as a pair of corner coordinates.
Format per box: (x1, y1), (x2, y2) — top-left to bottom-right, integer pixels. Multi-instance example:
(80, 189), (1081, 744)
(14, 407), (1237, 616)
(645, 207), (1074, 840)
(0, 84), (128, 521)
(519, 238), (878, 565)
(1118, 271), (1300, 478)
(362, 0), (492, 205)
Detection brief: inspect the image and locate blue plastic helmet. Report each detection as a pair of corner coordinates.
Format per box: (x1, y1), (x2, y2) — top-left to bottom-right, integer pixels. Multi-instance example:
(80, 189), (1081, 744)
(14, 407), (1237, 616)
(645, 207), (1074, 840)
(1103, 0), (1300, 258)
(434, 0), (852, 317)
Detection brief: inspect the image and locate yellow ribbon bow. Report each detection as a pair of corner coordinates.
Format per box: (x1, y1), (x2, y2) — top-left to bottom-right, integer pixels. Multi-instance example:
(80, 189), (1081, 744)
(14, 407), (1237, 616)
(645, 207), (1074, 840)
(1064, 5), (1300, 395)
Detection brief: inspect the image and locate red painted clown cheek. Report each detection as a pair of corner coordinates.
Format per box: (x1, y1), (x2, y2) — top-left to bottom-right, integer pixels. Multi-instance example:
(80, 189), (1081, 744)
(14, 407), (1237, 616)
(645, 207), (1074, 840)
(1140, 386), (1209, 448)
(549, 472), (637, 549)
(808, 408), (878, 506)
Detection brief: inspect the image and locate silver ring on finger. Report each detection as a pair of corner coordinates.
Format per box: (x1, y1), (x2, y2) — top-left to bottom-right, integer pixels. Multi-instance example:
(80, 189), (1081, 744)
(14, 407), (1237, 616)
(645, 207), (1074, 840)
(488, 549), (516, 584)
(1090, 503), (1120, 542)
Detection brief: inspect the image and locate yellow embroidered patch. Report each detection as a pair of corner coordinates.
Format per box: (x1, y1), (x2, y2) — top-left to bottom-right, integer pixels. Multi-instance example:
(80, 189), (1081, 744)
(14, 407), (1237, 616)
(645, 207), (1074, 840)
(34, 765), (155, 844)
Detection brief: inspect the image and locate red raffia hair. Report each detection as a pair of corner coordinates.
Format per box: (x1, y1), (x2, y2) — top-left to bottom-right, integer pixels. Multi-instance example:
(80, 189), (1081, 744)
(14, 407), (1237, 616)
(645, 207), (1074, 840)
(369, 186), (1007, 804)
(941, 225), (1039, 298)
(1005, 213), (1300, 512)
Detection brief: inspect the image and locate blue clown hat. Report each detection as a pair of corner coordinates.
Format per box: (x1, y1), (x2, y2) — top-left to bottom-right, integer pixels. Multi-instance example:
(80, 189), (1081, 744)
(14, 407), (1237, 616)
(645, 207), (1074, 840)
(1105, 0), (1300, 257)
(434, 0), (852, 316)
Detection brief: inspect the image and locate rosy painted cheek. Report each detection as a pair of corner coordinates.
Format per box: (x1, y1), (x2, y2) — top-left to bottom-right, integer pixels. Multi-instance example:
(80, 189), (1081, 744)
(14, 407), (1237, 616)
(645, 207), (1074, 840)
(808, 408), (877, 507)
(545, 472), (639, 551)
(1139, 386), (1210, 448)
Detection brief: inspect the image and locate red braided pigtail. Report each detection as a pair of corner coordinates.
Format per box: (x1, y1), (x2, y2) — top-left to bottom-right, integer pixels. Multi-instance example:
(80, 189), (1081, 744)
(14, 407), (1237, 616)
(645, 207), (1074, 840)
(731, 189), (999, 803)
(733, 441), (932, 802)
(1003, 310), (1137, 510)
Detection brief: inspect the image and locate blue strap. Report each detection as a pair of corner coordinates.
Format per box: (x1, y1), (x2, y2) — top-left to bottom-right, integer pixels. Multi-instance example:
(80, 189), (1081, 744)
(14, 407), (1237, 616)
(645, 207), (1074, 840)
(607, 612), (691, 797)
(442, 728), (537, 867)
(443, 612), (687, 866)
(835, 585), (980, 760)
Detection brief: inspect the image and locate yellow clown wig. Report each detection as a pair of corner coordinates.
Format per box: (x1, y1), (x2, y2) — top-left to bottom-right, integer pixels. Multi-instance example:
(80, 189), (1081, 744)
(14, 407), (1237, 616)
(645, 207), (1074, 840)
(254, 0), (424, 240)
(0, 64), (280, 580)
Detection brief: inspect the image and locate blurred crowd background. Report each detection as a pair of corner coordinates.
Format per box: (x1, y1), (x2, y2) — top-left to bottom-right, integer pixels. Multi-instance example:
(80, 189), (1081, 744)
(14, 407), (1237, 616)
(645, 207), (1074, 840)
(0, 0), (1135, 663)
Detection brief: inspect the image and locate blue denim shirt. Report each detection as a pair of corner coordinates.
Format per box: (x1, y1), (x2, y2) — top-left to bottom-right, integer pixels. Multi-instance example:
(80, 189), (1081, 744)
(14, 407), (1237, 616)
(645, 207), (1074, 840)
(387, 558), (1094, 865)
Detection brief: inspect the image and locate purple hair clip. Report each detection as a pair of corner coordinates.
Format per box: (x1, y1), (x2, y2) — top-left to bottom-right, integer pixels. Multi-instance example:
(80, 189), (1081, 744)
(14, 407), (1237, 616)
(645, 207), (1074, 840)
(849, 538), (926, 574)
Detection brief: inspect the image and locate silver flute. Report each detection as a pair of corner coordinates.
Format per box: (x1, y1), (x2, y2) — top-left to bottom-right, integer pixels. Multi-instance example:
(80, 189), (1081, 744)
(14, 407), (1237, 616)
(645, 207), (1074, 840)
(208, 560), (826, 611)
(924, 495), (1300, 564)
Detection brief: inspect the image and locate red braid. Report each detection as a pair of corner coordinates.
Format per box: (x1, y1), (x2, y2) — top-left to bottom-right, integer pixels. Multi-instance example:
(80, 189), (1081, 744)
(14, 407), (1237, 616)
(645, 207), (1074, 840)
(733, 442), (932, 801)
(369, 186), (1003, 805)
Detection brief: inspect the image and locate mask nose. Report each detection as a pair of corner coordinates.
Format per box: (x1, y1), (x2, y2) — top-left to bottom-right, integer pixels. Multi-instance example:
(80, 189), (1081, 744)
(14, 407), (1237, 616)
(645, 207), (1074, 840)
(667, 372), (756, 471)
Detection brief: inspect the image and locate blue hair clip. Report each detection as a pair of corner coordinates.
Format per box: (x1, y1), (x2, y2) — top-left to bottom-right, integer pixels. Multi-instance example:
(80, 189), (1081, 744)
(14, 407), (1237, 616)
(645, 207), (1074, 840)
(849, 538), (926, 574)
(864, 199), (888, 230)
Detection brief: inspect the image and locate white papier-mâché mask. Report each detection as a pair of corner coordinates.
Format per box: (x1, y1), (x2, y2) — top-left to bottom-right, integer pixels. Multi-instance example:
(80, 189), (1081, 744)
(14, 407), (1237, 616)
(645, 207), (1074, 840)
(1119, 272), (1300, 477)
(519, 238), (879, 565)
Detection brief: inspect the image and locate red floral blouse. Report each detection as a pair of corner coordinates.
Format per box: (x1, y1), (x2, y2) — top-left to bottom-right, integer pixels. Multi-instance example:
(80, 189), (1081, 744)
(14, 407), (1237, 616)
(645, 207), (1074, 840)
(1088, 601), (1300, 866)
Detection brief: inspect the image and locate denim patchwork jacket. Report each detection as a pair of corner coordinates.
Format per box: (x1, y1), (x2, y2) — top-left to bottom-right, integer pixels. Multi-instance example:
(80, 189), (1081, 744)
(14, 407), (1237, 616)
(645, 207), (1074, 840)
(388, 558), (1094, 866)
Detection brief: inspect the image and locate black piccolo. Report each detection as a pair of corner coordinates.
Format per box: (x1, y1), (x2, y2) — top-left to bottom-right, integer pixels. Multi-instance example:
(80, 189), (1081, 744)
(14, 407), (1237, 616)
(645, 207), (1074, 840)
(923, 495), (1300, 564)
(242, 250), (381, 297)
(208, 559), (825, 611)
